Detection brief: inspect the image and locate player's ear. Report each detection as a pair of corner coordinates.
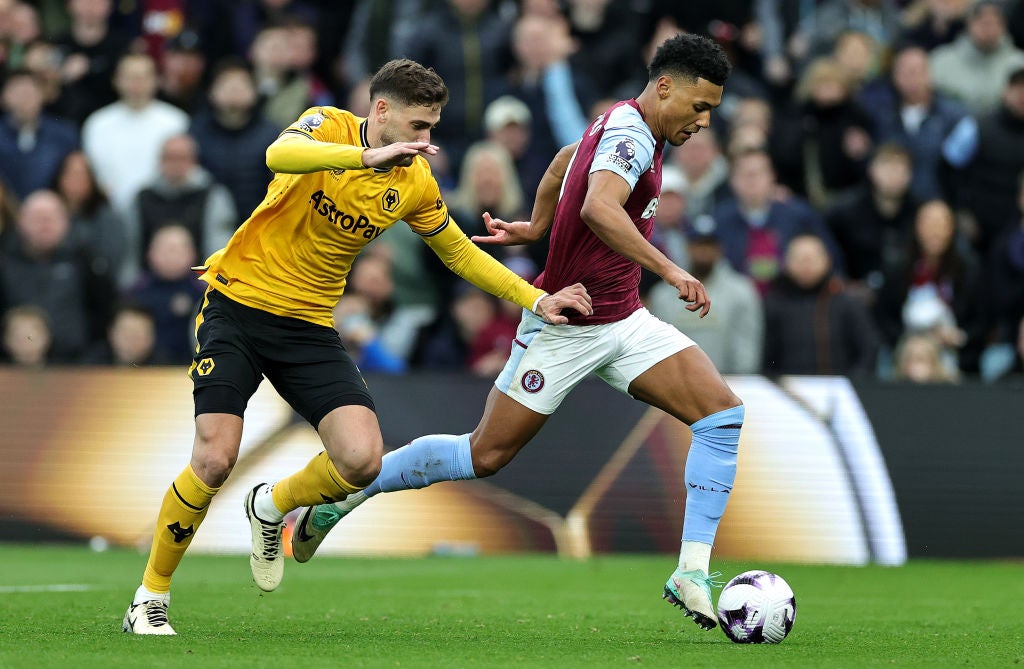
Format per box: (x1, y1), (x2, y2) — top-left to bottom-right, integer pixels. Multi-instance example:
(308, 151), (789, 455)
(372, 97), (389, 122)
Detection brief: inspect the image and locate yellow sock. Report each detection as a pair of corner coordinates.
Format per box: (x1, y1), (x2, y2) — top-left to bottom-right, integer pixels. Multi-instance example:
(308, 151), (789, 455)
(271, 450), (361, 514)
(142, 465), (218, 593)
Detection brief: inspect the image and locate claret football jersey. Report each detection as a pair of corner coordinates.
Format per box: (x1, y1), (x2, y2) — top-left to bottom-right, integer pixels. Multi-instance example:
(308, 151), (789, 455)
(536, 99), (664, 325)
(197, 106), (451, 327)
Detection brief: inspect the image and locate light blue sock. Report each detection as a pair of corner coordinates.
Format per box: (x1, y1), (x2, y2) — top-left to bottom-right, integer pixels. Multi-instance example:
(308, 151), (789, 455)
(363, 433), (476, 498)
(681, 405), (744, 545)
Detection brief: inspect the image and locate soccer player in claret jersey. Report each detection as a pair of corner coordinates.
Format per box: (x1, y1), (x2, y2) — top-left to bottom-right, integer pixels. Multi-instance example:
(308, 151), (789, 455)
(120, 59), (591, 635)
(284, 34), (744, 632)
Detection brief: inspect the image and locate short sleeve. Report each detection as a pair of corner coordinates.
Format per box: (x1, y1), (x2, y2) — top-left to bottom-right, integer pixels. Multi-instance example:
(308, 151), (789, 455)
(590, 106), (656, 191)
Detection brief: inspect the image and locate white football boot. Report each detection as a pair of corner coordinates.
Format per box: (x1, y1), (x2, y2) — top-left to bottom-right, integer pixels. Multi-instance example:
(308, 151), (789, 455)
(122, 599), (176, 635)
(244, 483), (284, 592)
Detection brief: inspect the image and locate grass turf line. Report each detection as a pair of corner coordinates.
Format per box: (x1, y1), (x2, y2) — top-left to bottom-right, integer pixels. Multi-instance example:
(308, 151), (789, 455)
(0, 545), (1021, 668)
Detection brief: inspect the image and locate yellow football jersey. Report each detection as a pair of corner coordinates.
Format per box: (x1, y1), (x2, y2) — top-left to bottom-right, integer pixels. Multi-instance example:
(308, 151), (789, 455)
(196, 106), (453, 327)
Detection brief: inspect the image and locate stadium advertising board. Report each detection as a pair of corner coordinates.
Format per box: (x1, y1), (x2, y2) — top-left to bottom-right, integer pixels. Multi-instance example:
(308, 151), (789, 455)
(0, 369), (918, 563)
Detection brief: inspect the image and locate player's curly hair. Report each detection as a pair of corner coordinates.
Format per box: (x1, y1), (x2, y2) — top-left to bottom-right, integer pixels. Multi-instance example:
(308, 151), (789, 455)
(370, 59), (450, 108)
(648, 34), (731, 87)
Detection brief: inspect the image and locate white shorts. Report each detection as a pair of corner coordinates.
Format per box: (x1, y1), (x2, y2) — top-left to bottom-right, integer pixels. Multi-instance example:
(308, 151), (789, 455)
(494, 307), (695, 415)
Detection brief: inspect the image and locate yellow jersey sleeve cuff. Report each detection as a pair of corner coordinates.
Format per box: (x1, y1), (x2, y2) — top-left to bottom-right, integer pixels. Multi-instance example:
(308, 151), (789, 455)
(531, 293), (548, 314)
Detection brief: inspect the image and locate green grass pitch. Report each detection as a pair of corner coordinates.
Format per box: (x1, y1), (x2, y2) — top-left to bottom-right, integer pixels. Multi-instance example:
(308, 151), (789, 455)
(0, 545), (1021, 668)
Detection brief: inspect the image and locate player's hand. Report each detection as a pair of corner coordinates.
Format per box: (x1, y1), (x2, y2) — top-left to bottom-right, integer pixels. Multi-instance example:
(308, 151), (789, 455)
(668, 270), (711, 318)
(471, 212), (535, 246)
(362, 142), (439, 169)
(534, 283), (592, 325)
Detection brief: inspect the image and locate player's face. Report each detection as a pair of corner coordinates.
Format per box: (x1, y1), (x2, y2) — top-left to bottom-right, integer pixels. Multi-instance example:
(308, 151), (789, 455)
(660, 76), (722, 147)
(379, 101), (441, 146)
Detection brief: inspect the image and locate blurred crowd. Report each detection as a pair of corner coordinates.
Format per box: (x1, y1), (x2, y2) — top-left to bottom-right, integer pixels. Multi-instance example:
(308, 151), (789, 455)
(1, 0), (1023, 384)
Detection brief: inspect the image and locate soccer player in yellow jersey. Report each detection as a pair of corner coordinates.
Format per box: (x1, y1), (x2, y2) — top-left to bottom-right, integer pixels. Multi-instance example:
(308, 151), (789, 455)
(122, 59), (592, 635)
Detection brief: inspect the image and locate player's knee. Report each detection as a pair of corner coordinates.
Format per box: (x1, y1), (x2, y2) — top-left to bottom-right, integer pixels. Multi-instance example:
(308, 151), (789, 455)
(471, 444), (514, 478)
(190, 448), (236, 487)
(333, 440), (383, 488)
(191, 421), (240, 486)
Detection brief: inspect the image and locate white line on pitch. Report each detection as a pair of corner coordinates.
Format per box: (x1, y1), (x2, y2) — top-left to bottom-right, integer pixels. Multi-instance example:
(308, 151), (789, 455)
(0, 584), (96, 593)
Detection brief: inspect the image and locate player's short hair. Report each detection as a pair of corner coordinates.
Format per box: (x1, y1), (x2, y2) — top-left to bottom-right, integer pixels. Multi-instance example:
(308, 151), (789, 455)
(370, 59), (449, 108)
(648, 34), (731, 87)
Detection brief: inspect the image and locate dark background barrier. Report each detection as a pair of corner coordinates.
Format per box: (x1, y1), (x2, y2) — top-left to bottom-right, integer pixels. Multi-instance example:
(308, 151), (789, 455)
(0, 369), (1019, 559)
(854, 380), (1024, 558)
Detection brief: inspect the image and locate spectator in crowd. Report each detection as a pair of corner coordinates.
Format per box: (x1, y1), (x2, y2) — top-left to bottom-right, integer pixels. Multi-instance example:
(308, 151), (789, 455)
(364, 230), (440, 357)
(784, 0), (902, 72)
(772, 57), (874, 210)
(929, 0), (1024, 117)
(892, 331), (960, 383)
(4, 2), (42, 70)
(284, 19), (334, 109)
(445, 140), (527, 266)
(988, 173), (1024, 343)
(50, 150), (125, 282)
(410, 282), (502, 372)
(189, 58), (280, 219)
(483, 95), (549, 203)
(333, 293), (406, 374)
(504, 12), (594, 178)
(563, 0), (646, 101)
(0, 176), (18, 237)
(762, 233), (880, 376)
(229, 0), (320, 59)
(949, 66), (1024, 253)
(0, 69), (78, 200)
(668, 127), (731, 220)
(82, 53), (190, 216)
(861, 43), (970, 203)
(989, 314), (1024, 382)
(337, 0), (424, 95)
(0, 190), (114, 362)
(345, 252), (425, 365)
(21, 40), (66, 111)
(1, 304), (51, 366)
(125, 224), (206, 365)
(157, 29), (208, 115)
(125, 133), (236, 282)
(247, 23), (309, 130)
(876, 199), (987, 374)
(52, 0), (130, 124)
(648, 215), (764, 375)
(81, 302), (166, 366)
(713, 147), (840, 294)
(404, 0), (515, 173)
(648, 165), (692, 270)
(900, 0), (969, 51)
(832, 29), (883, 91)
(825, 142), (919, 300)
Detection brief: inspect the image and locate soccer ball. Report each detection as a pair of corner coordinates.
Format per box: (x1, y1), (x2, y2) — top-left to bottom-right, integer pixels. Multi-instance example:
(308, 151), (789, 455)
(716, 570), (797, 644)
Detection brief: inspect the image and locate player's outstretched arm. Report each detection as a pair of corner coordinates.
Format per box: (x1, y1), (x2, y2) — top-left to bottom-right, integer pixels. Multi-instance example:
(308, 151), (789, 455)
(423, 219), (592, 324)
(472, 141), (579, 246)
(266, 133), (438, 174)
(581, 170), (711, 317)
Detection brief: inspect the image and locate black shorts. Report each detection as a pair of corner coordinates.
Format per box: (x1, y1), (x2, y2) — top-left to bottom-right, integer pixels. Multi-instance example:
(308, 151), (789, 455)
(189, 289), (375, 427)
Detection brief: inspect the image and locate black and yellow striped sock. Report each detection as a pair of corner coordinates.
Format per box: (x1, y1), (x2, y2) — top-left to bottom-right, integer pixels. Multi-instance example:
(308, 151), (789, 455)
(142, 465), (218, 593)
